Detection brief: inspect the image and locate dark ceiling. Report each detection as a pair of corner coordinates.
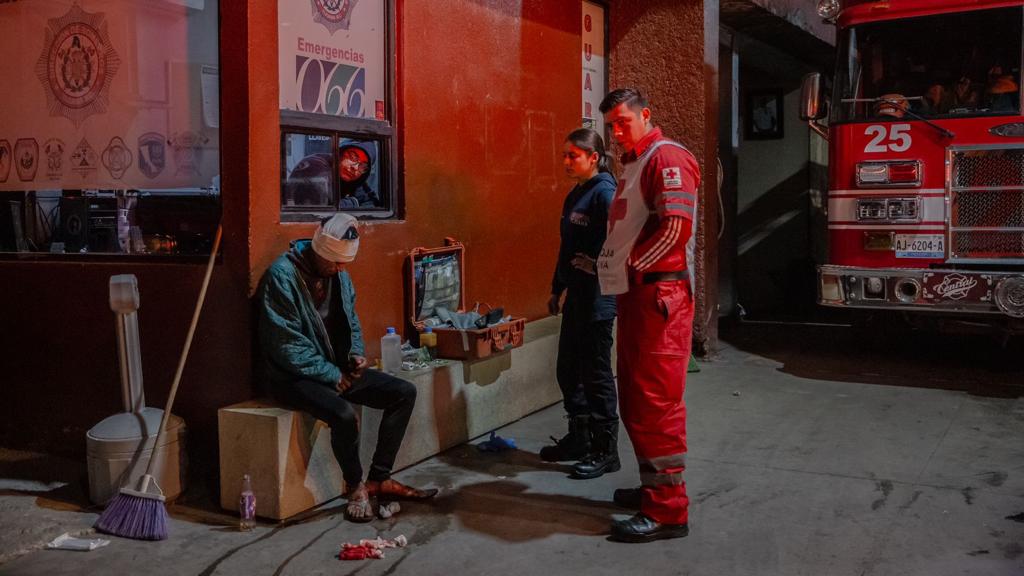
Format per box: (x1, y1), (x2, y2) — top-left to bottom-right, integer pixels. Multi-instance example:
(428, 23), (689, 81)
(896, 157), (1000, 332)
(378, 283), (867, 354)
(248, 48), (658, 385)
(721, 0), (836, 72)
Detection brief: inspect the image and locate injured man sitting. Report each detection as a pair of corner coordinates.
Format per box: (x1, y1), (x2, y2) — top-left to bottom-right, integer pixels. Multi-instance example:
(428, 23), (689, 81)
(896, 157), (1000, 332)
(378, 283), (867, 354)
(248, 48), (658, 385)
(257, 213), (438, 522)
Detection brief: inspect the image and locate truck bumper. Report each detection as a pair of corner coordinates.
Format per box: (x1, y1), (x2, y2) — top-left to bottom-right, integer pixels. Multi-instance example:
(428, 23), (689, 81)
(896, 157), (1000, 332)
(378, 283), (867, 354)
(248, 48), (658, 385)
(818, 265), (1024, 318)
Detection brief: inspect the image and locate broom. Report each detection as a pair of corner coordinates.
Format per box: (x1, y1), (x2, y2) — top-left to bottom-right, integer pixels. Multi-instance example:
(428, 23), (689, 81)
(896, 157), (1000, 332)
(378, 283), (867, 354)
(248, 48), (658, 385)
(95, 225), (223, 540)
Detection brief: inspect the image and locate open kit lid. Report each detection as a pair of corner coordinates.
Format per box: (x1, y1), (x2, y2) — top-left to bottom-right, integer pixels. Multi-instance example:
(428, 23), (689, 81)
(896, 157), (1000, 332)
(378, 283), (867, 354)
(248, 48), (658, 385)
(405, 237), (466, 331)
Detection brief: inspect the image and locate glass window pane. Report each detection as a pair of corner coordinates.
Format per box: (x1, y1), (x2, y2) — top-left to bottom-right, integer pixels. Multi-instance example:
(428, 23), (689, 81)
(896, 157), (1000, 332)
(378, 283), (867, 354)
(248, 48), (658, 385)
(283, 133), (334, 208)
(0, 1), (220, 255)
(834, 6), (1022, 122)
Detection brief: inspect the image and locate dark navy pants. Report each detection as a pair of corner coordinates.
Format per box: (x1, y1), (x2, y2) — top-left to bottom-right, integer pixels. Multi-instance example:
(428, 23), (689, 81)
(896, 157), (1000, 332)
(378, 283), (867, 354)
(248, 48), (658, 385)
(556, 292), (617, 424)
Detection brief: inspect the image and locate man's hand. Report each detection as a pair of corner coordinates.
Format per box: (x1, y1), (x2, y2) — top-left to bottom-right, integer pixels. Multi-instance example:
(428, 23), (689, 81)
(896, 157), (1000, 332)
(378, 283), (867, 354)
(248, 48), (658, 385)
(336, 373), (354, 394)
(570, 253), (597, 275)
(547, 293), (561, 316)
(336, 356), (368, 394)
(348, 355), (369, 379)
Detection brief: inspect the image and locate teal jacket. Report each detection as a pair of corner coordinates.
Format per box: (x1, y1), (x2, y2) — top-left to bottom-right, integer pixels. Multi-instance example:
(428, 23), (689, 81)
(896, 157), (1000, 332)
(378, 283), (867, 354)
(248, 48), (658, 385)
(257, 240), (365, 389)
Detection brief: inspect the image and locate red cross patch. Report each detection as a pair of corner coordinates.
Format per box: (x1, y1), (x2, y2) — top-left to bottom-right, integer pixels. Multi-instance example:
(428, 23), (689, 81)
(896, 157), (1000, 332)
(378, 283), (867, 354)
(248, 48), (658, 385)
(662, 167), (683, 188)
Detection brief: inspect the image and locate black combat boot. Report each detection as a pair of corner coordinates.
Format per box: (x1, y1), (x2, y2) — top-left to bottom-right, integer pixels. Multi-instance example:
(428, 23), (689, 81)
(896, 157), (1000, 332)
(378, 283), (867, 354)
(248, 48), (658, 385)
(610, 513), (689, 543)
(571, 420), (620, 479)
(539, 415), (591, 462)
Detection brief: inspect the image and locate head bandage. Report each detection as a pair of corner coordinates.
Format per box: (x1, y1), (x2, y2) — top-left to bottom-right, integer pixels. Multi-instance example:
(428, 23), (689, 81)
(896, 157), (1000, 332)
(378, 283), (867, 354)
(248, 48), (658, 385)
(312, 213), (360, 263)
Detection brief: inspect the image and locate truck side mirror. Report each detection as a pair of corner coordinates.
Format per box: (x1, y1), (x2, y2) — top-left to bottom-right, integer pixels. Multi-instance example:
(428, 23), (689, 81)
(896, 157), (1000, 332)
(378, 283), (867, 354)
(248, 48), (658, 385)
(800, 72), (826, 121)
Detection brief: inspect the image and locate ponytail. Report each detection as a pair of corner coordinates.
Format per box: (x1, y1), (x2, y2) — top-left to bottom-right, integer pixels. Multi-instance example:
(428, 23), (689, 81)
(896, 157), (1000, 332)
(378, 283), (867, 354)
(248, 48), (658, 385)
(566, 128), (610, 173)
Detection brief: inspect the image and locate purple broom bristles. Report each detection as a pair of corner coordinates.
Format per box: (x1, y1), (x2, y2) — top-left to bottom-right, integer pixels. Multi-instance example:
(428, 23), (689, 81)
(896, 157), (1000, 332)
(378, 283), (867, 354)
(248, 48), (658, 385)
(94, 490), (169, 541)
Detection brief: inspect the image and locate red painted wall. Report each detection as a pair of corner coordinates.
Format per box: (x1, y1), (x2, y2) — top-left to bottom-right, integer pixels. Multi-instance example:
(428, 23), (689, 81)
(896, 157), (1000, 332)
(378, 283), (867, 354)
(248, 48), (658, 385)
(0, 0), (584, 456)
(249, 0), (582, 358)
(0, 263), (251, 454)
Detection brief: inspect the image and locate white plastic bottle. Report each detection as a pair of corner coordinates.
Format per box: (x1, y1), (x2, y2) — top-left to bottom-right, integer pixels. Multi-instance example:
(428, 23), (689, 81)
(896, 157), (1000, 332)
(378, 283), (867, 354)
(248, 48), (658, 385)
(381, 327), (402, 374)
(239, 474), (256, 531)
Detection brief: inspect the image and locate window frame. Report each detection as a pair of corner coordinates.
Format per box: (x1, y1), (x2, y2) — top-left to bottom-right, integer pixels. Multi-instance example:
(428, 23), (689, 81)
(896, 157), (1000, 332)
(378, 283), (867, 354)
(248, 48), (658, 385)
(279, 0), (399, 222)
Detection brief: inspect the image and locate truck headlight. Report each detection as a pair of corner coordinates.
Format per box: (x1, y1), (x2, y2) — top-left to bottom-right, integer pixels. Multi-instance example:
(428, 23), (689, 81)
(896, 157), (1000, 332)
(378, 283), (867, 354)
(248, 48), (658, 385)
(856, 161), (921, 187)
(856, 198), (920, 223)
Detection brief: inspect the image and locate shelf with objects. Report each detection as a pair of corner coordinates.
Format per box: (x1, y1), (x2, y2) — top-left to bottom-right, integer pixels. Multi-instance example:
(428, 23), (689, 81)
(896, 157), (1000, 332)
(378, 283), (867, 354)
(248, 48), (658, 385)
(0, 187), (220, 259)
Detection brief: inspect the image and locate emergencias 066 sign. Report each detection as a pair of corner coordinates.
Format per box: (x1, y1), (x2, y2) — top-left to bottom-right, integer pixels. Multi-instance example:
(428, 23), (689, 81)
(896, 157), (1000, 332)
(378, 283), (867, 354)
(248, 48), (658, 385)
(279, 0), (385, 120)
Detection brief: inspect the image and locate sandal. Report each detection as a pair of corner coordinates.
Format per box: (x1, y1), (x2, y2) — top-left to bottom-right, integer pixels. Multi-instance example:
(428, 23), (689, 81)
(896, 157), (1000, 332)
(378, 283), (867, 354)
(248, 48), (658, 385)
(344, 494), (375, 523)
(367, 478), (438, 501)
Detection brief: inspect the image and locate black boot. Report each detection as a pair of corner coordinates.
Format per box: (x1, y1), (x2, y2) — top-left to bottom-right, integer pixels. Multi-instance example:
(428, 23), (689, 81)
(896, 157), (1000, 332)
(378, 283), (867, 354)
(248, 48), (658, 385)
(571, 420), (620, 479)
(610, 513), (689, 543)
(539, 415), (591, 462)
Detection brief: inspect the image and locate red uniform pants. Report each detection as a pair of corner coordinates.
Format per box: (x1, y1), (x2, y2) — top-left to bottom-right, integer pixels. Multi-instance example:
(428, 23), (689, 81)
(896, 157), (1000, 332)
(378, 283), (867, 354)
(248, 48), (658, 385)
(617, 279), (692, 525)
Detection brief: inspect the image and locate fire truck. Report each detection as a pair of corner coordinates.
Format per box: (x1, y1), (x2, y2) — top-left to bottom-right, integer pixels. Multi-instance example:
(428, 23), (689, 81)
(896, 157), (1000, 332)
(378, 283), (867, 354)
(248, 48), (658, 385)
(802, 0), (1024, 332)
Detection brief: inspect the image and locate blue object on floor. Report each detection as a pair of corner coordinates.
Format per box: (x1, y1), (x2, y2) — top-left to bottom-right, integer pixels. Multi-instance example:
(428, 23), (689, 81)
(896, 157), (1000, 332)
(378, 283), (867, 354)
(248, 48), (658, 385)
(476, 431), (516, 452)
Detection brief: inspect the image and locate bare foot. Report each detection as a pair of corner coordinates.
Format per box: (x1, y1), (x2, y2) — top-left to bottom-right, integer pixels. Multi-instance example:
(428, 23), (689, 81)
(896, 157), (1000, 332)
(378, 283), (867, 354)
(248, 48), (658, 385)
(366, 478), (439, 500)
(344, 482), (374, 523)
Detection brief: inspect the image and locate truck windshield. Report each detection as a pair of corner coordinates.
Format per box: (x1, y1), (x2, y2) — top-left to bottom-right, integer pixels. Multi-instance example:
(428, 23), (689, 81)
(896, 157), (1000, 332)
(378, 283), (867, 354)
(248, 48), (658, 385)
(833, 7), (1023, 123)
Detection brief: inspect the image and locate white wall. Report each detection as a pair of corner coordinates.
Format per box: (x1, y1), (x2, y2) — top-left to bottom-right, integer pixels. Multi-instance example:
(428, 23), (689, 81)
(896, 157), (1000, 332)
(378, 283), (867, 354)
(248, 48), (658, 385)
(738, 89), (809, 216)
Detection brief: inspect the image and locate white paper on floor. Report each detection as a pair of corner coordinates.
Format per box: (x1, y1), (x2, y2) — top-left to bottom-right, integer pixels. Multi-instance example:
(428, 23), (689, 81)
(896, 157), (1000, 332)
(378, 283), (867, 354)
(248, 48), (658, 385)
(45, 533), (110, 552)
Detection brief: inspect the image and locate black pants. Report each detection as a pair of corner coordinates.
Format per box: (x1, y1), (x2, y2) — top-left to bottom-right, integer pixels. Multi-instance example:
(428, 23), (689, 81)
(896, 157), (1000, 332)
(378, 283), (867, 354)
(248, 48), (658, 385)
(271, 369), (417, 488)
(556, 294), (617, 424)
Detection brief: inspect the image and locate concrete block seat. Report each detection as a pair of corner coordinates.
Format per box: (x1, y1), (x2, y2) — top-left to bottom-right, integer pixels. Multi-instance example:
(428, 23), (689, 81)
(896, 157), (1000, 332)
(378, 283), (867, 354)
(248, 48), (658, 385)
(219, 316), (562, 520)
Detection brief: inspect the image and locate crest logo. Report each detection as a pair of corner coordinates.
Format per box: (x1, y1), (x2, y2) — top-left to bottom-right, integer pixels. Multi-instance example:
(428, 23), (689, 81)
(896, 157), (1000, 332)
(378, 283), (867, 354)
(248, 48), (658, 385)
(0, 140), (10, 183)
(102, 136), (132, 179)
(70, 138), (98, 178)
(137, 132), (166, 179)
(14, 138), (39, 182)
(35, 3), (121, 128)
(43, 138), (65, 180)
(933, 273), (978, 300)
(311, 0), (358, 34)
(170, 131), (209, 177)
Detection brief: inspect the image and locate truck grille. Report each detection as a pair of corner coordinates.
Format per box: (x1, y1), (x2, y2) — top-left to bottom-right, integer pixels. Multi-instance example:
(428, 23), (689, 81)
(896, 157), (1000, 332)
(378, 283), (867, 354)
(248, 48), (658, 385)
(949, 147), (1024, 260)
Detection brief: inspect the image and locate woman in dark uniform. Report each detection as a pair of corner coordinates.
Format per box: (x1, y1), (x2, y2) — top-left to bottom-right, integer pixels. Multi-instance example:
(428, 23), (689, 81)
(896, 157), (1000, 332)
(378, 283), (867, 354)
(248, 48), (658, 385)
(541, 128), (620, 479)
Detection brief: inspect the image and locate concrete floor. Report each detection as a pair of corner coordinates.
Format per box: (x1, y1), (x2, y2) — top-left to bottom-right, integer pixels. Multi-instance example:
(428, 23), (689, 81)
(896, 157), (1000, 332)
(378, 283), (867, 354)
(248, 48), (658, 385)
(1, 323), (1023, 575)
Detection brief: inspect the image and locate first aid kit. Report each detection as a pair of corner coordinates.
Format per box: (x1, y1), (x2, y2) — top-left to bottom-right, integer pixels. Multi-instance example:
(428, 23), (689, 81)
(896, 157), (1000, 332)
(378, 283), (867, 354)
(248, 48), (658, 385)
(405, 238), (525, 360)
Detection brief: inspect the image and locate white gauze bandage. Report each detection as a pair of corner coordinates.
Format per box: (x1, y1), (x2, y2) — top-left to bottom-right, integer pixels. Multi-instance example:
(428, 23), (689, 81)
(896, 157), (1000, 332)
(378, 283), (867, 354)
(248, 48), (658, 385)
(311, 213), (360, 263)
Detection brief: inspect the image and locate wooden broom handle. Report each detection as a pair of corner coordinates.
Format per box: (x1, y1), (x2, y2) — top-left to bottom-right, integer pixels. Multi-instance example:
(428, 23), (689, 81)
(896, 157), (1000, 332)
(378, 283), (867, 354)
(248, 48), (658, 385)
(144, 225), (223, 476)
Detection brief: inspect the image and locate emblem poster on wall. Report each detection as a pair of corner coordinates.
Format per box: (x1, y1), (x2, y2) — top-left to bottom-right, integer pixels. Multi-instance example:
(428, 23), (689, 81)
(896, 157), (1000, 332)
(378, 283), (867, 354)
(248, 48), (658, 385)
(279, 0), (386, 120)
(0, 1), (220, 193)
(581, 1), (606, 133)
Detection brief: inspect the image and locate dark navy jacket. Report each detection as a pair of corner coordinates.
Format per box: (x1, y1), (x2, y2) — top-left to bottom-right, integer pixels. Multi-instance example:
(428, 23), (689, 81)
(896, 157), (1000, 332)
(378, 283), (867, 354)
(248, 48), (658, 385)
(551, 171), (617, 321)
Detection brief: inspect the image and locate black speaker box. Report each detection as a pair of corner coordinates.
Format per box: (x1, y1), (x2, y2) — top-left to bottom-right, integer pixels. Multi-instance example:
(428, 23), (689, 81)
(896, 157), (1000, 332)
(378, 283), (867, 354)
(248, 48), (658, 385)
(0, 195), (27, 252)
(59, 197), (89, 253)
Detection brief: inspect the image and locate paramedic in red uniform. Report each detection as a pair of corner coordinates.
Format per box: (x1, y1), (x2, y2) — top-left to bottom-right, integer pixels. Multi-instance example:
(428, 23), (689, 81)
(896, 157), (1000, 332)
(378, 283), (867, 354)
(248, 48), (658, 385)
(597, 88), (700, 543)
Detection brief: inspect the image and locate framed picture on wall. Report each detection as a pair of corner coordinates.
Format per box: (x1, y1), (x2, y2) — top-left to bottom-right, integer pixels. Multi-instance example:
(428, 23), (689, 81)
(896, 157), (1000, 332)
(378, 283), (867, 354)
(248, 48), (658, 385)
(746, 89), (784, 140)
